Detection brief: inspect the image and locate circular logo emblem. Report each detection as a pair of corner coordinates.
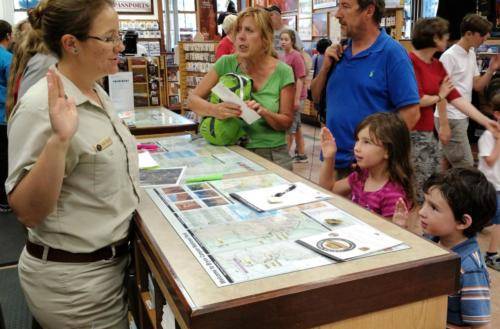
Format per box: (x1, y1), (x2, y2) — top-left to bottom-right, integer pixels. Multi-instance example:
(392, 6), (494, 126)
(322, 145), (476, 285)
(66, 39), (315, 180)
(316, 238), (356, 252)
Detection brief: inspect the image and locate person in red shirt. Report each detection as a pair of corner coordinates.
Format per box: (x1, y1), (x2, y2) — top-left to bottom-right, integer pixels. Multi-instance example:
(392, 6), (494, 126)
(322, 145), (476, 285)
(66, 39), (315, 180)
(215, 14), (237, 60)
(410, 17), (498, 203)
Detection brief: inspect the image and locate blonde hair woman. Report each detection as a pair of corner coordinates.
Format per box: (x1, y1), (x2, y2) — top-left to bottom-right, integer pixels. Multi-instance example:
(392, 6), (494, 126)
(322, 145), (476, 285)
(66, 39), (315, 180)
(188, 7), (296, 169)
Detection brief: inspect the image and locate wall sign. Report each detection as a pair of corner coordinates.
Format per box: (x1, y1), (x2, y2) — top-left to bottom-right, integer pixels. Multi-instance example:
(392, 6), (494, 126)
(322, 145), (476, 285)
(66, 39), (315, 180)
(298, 17), (312, 41)
(114, 0), (154, 14)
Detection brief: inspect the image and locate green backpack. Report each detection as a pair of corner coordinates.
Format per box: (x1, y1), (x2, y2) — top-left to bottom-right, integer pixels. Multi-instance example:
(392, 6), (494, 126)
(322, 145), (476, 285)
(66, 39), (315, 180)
(199, 73), (252, 146)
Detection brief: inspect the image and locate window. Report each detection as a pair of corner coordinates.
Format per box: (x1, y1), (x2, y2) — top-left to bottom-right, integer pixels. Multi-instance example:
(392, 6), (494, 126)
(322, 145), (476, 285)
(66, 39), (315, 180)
(13, 0), (40, 24)
(217, 0), (238, 35)
(167, 0), (197, 48)
(422, 0), (439, 18)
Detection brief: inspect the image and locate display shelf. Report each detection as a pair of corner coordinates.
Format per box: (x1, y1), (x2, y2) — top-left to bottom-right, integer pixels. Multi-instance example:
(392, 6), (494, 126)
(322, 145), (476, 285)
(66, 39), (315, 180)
(124, 56), (165, 108)
(382, 7), (404, 40)
(165, 51), (181, 110)
(178, 41), (218, 114)
(119, 18), (164, 54)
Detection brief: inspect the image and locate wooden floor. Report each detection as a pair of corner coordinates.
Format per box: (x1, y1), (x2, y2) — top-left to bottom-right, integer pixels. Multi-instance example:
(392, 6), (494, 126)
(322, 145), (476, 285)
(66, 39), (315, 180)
(292, 123), (500, 327)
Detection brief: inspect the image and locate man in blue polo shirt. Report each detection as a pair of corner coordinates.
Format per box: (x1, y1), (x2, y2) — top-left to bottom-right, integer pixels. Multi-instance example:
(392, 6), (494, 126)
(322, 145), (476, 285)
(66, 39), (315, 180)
(0, 20), (12, 212)
(311, 0), (420, 176)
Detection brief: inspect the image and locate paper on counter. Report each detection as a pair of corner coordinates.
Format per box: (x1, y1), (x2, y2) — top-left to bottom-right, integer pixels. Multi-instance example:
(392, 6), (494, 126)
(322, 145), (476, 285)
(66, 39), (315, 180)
(211, 82), (261, 125)
(138, 151), (159, 169)
(230, 182), (331, 212)
(297, 224), (404, 261)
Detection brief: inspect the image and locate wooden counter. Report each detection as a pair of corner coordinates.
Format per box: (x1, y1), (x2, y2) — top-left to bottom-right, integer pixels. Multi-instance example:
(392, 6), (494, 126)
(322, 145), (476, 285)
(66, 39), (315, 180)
(132, 142), (460, 329)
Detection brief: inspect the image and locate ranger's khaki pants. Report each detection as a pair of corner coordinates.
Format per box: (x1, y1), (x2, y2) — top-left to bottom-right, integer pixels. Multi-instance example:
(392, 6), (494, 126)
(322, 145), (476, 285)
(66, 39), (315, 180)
(18, 247), (129, 329)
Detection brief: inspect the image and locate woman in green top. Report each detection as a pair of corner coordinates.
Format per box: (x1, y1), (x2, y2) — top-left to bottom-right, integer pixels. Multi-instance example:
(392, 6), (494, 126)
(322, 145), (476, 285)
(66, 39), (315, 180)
(188, 7), (295, 170)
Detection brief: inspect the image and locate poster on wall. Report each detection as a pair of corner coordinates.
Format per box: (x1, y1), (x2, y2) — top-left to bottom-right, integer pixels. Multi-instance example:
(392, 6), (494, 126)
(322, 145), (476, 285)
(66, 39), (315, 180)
(198, 0), (218, 40)
(312, 12), (328, 37)
(312, 0), (337, 10)
(282, 15), (297, 30)
(114, 0), (154, 14)
(108, 72), (134, 114)
(298, 18), (312, 41)
(329, 11), (342, 44)
(299, 0), (312, 17)
(253, 0), (268, 7)
(268, 0), (298, 13)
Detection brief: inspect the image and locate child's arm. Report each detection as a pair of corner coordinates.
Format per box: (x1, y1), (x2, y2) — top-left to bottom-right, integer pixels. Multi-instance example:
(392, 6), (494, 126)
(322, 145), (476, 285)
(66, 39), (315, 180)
(319, 127), (351, 196)
(294, 77), (304, 110)
(437, 99), (451, 145)
(456, 268), (491, 328)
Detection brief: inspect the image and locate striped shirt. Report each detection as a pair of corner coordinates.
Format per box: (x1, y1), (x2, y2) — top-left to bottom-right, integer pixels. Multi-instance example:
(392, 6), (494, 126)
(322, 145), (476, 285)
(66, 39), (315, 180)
(448, 237), (491, 326)
(348, 169), (409, 218)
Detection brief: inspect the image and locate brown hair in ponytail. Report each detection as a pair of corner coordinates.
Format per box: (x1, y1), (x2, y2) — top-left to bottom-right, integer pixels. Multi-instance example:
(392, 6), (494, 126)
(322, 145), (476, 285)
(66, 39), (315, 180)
(36, 0), (114, 58)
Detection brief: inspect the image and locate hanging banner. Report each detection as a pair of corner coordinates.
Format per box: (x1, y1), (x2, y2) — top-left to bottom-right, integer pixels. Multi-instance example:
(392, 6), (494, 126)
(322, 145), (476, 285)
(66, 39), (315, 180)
(198, 0), (218, 40)
(114, 0), (154, 14)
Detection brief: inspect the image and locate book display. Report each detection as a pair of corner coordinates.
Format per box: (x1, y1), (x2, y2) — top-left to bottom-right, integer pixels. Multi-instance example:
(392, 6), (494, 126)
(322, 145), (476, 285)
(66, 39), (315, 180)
(381, 6), (405, 40)
(165, 52), (181, 110)
(178, 41), (218, 113)
(120, 19), (162, 56)
(123, 56), (166, 108)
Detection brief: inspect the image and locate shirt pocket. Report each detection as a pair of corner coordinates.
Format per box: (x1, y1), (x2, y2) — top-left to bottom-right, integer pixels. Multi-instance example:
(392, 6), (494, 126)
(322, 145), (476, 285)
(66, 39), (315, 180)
(76, 135), (124, 199)
(93, 138), (125, 198)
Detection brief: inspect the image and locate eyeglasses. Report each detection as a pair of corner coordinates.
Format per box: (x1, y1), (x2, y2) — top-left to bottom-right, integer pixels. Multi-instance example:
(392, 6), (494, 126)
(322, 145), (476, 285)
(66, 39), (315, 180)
(86, 34), (123, 45)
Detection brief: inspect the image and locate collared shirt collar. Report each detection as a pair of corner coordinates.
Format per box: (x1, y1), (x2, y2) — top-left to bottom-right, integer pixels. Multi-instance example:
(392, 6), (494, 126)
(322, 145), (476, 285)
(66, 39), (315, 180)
(50, 64), (104, 109)
(346, 28), (390, 59)
(452, 43), (474, 57)
(451, 237), (478, 257)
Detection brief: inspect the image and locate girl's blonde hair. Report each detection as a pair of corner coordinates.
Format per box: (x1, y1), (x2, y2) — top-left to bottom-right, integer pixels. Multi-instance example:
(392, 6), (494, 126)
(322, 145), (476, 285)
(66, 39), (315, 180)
(5, 4), (50, 119)
(355, 112), (416, 206)
(235, 7), (277, 58)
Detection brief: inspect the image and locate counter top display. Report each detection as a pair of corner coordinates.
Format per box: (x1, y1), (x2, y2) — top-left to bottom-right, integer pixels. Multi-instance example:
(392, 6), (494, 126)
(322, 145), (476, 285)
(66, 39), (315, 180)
(132, 134), (460, 329)
(124, 107), (197, 136)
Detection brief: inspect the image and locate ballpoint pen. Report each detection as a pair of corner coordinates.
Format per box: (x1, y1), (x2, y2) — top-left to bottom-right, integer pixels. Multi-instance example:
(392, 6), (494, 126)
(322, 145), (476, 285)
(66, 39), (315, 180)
(273, 184), (297, 198)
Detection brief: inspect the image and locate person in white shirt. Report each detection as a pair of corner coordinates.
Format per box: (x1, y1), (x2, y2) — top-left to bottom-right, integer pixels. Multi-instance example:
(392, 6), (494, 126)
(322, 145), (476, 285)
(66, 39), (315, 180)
(478, 104), (500, 271)
(436, 14), (500, 168)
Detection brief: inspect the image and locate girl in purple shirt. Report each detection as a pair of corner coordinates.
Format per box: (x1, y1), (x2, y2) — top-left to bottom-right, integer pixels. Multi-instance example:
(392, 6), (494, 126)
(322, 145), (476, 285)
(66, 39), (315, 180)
(319, 113), (416, 219)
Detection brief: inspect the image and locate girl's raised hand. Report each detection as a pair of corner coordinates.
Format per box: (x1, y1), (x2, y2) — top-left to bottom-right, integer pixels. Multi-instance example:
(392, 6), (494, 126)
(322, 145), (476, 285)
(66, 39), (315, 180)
(47, 69), (78, 143)
(392, 198), (409, 228)
(320, 127), (337, 158)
